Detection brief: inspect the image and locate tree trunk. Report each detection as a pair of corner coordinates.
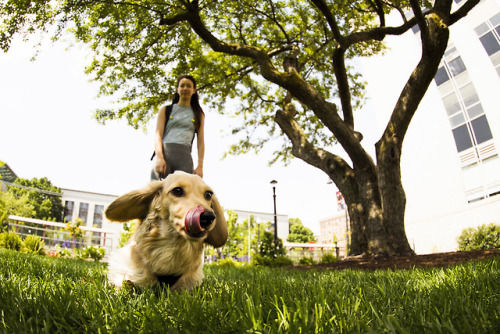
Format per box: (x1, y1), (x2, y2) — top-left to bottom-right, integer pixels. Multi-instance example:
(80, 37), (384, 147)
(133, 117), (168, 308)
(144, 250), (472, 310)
(338, 163), (414, 257)
(276, 108), (415, 257)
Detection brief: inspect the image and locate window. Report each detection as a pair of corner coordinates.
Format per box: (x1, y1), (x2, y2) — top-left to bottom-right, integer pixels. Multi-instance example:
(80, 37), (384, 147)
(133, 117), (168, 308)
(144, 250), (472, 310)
(471, 115), (493, 144)
(460, 83), (479, 107)
(479, 32), (500, 55)
(64, 201), (74, 223)
(92, 205), (104, 245)
(448, 56), (466, 76)
(93, 205), (104, 228)
(434, 43), (498, 203)
(78, 203), (89, 224)
(475, 13), (500, 76)
(434, 46), (494, 154)
(411, 24), (420, 34)
(452, 125), (473, 152)
(442, 92), (461, 116)
(434, 66), (450, 86)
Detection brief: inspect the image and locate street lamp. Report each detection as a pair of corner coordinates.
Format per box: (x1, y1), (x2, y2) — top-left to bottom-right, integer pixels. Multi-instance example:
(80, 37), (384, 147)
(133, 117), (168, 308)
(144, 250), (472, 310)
(270, 180), (278, 241)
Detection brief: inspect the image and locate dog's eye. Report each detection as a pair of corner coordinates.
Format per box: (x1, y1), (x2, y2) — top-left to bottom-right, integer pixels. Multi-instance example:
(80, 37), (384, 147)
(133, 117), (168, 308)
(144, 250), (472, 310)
(171, 187), (184, 197)
(204, 191), (213, 201)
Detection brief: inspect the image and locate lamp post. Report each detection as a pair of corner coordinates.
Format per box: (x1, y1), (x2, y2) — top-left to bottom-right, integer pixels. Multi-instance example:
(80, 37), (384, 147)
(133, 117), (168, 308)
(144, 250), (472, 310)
(270, 180), (278, 241)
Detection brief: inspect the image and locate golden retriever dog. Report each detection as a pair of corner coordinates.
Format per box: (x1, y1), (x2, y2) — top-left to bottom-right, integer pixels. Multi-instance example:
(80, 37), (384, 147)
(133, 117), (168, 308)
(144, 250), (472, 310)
(105, 171), (228, 291)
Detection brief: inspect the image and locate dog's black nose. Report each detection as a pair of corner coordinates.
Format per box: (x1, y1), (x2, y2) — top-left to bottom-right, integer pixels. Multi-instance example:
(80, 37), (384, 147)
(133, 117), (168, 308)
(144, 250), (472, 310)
(199, 211), (216, 228)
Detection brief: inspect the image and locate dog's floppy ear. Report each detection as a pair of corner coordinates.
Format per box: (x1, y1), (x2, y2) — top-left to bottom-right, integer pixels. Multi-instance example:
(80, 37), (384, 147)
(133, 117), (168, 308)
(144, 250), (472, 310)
(105, 181), (164, 222)
(204, 194), (228, 248)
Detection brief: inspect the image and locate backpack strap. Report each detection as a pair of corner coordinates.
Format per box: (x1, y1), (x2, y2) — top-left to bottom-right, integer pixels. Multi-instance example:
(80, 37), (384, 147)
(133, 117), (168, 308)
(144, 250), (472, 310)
(150, 104), (173, 160)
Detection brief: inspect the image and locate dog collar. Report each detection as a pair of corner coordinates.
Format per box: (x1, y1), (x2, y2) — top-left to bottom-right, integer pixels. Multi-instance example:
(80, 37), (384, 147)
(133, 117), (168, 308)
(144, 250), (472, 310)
(156, 274), (182, 287)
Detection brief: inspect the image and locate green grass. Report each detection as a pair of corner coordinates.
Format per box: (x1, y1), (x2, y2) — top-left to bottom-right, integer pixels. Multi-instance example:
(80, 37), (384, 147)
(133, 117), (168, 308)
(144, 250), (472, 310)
(0, 248), (499, 333)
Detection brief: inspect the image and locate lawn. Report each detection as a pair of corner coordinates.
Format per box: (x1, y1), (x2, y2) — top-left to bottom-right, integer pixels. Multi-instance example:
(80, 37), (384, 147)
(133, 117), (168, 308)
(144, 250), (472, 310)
(0, 248), (498, 333)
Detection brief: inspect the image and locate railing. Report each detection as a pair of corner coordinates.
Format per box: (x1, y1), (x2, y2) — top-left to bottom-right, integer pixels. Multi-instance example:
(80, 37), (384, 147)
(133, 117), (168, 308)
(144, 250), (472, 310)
(283, 242), (345, 262)
(7, 215), (115, 255)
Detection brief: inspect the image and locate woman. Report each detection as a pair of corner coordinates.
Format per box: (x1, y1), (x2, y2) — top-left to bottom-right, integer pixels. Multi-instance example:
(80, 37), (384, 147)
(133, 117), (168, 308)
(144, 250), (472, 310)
(151, 75), (205, 180)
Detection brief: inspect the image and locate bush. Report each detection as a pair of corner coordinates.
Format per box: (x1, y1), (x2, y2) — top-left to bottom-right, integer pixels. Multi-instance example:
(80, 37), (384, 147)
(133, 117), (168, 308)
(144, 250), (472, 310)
(22, 235), (45, 255)
(457, 223), (500, 251)
(251, 254), (293, 267)
(272, 255), (294, 267)
(321, 252), (338, 264)
(299, 256), (317, 266)
(210, 258), (243, 267)
(55, 244), (72, 258)
(0, 231), (22, 251)
(258, 231), (286, 258)
(75, 245), (106, 262)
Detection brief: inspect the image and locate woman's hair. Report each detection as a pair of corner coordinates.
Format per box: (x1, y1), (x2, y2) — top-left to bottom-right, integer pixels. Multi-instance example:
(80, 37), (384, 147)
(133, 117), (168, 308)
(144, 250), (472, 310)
(171, 75), (204, 132)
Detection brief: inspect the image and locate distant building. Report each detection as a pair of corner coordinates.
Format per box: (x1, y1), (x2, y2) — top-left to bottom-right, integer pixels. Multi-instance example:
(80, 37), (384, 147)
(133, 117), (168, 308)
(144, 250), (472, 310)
(318, 211), (349, 257)
(233, 209), (289, 241)
(0, 161), (18, 191)
(61, 188), (122, 248)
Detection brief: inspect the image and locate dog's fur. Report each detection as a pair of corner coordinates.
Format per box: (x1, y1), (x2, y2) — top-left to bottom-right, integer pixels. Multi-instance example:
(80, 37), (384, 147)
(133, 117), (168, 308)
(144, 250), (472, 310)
(105, 171), (228, 291)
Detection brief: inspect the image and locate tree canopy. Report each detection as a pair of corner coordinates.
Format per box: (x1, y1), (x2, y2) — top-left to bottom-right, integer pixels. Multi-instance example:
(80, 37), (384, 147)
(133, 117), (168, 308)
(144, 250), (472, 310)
(0, 0), (383, 160)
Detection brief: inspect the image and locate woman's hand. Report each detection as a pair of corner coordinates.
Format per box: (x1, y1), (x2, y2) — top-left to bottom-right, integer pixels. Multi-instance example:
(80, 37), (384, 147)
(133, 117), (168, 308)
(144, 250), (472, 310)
(155, 158), (167, 178)
(193, 165), (203, 178)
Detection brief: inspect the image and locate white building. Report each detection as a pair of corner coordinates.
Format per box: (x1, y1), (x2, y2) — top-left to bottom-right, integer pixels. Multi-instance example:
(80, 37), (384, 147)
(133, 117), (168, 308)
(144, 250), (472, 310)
(233, 209), (289, 241)
(61, 188), (122, 249)
(360, 0), (500, 254)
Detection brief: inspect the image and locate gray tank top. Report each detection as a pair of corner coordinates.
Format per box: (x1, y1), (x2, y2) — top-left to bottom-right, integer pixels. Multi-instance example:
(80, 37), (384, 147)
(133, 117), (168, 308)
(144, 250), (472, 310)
(163, 104), (195, 146)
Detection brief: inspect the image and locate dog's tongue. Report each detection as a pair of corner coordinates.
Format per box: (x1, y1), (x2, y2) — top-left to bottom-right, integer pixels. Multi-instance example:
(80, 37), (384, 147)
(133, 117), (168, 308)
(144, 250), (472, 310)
(185, 206), (206, 236)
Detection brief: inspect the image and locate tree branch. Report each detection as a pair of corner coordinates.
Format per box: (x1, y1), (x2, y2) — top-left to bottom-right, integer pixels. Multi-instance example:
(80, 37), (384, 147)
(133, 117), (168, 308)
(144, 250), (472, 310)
(449, 0), (481, 25)
(275, 108), (354, 189)
(381, 10), (450, 148)
(158, 12), (191, 25)
(309, 0), (344, 43)
(332, 48), (354, 128)
(410, 0), (428, 36)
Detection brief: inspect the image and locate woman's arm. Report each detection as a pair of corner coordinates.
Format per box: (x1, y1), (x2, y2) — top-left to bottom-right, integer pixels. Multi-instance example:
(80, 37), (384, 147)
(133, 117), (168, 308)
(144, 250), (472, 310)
(154, 106), (167, 176)
(193, 113), (205, 178)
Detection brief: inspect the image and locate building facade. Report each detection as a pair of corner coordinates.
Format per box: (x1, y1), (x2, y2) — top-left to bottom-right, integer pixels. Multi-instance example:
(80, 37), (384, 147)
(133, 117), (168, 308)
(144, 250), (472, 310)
(318, 211), (349, 257)
(61, 188), (122, 249)
(233, 209), (289, 241)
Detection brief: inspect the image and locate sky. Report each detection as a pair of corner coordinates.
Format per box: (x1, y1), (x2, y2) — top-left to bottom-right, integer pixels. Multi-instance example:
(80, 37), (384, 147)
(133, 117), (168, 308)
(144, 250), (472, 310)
(0, 35), (382, 236)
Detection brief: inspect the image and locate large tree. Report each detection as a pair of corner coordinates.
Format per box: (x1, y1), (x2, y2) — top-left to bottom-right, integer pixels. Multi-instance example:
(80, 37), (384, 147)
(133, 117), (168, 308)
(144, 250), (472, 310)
(0, 0), (480, 256)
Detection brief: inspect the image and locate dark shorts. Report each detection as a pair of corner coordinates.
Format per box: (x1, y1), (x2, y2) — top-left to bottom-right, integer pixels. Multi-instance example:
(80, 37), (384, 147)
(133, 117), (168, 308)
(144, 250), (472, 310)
(151, 143), (193, 180)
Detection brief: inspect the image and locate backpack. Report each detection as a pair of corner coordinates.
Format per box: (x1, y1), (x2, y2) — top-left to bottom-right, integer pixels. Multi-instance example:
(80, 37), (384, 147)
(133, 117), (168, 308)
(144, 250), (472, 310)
(150, 105), (173, 160)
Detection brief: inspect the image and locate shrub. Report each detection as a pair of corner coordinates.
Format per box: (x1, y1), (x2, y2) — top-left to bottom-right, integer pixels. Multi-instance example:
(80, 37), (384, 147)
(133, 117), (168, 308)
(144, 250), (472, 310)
(321, 252), (338, 264)
(258, 231), (286, 258)
(0, 231), (22, 251)
(457, 223), (500, 251)
(272, 255), (294, 267)
(299, 256), (317, 266)
(22, 235), (45, 255)
(85, 245), (106, 262)
(55, 244), (72, 258)
(75, 245), (106, 261)
(251, 254), (293, 267)
(213, 258), (242, 267)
